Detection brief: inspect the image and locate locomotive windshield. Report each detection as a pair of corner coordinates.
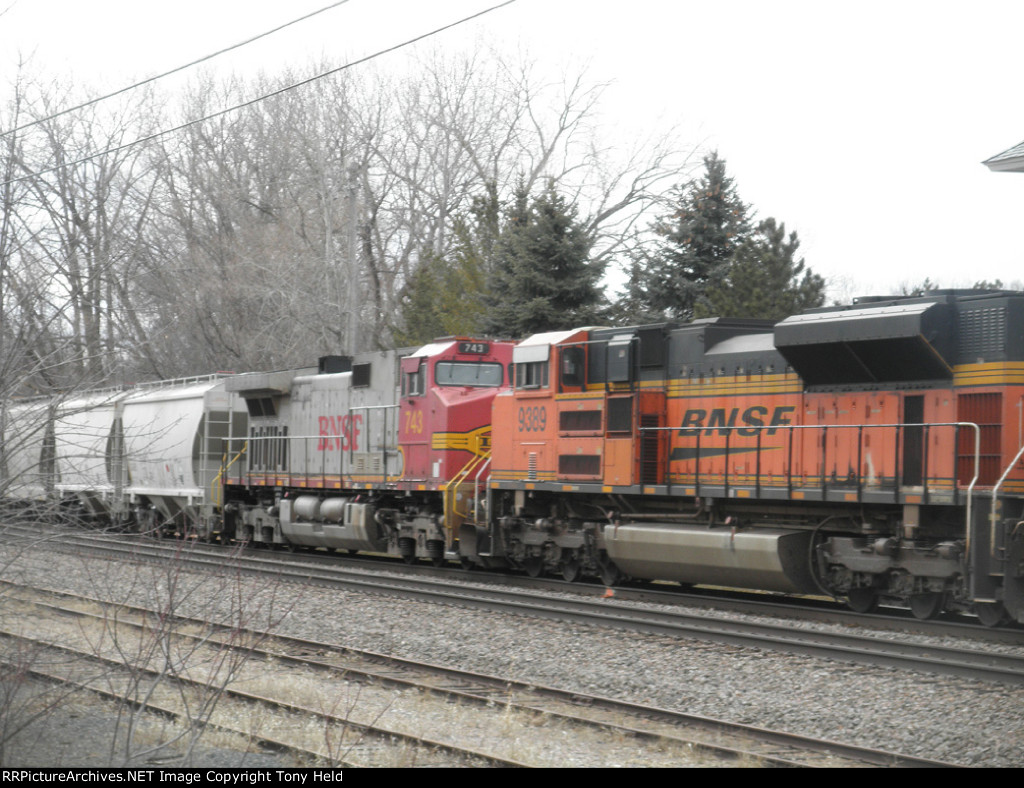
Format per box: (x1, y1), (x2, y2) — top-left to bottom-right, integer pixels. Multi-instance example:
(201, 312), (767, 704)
(435, 361), (504, 387)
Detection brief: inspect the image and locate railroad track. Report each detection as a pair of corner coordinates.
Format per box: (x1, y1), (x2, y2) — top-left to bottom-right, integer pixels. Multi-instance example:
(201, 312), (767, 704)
(0, 593), (526, 767)
(7, 523), (1024, 684)
(0, 582), (959, 768)
(7, 521), (1022, 639)
(36, 529), (1024, 688)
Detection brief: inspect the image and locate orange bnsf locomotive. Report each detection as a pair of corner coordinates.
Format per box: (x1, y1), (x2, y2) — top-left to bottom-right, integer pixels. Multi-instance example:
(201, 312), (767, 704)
(463, 290), (1024, 626)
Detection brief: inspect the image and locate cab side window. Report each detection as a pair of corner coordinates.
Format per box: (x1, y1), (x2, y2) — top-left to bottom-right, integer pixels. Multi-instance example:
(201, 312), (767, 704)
(515, 361), (549, 389)
(560, 346), (585, 387)
(402, 362), (425, 396)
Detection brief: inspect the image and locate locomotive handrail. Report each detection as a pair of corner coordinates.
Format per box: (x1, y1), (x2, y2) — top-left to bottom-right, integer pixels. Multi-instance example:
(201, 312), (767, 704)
(473, 456), (492, 525)
(350, 403), (401, 482)
(641, 421), (982, 545)
(989, 442), (1024, 565)
(444, 447), (492, 540)
(211, 442), (248, 508)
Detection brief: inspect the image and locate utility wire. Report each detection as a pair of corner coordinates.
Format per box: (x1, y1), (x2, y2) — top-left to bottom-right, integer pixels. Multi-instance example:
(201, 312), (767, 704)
(2, 0), (517, 188)
(0, 0), (355, 139)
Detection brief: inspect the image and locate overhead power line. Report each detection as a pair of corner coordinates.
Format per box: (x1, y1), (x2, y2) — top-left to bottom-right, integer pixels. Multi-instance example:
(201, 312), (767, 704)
(0, 0), (355, 139)
(2, 0), (518, 188)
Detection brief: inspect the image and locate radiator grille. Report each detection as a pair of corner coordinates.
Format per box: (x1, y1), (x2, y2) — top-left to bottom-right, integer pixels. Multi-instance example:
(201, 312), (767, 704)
(959, 307), (1006, 359)
(558, 454), (601, 477)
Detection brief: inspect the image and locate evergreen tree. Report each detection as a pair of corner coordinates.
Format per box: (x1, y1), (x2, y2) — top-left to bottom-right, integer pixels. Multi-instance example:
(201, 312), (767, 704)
(620, 151), (829, 323)
(482, 181), (603, 338)
(699, 218), (825, 321)
(623, 151), (749, 322)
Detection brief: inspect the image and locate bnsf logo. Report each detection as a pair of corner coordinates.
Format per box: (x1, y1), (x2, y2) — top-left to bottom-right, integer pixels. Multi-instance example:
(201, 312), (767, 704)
(679, 406), (796, 437)
(318, 414), (362, 451)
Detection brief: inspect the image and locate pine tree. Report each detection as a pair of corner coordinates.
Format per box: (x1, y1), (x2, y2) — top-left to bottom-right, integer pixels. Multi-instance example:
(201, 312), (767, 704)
(700, 218), (825, 321)
(623, 151), (749, 322)
(482, 181), (603, 338)
(620, 151), (829, 323)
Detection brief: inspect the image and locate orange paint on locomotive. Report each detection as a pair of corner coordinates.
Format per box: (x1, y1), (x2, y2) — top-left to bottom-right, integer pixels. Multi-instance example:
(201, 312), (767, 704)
(665, 385), (802, 490)
(490, 330), (603, 486)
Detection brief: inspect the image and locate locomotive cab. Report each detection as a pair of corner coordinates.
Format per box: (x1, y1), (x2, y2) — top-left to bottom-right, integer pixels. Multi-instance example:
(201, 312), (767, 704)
(395, 338), (514, 562)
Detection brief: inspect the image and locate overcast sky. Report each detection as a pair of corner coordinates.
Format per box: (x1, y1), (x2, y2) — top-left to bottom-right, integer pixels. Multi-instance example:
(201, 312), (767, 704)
(2, 0), (1023, 303)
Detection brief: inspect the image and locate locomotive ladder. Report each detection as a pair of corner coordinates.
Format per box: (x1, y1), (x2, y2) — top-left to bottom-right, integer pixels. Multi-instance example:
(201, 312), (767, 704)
(443, 448), (492, 542)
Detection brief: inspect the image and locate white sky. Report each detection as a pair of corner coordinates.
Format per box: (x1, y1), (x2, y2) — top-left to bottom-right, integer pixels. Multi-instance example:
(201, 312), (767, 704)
(2, 0), (1023, 303)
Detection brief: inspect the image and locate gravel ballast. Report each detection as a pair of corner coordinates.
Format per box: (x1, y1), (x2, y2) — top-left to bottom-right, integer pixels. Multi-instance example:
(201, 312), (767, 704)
(2, 542), (1023, 768)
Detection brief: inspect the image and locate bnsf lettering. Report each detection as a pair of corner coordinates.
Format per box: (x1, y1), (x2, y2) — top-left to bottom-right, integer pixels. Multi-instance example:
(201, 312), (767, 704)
(317, 414), (362, 451)
(680, 406), (795, 437)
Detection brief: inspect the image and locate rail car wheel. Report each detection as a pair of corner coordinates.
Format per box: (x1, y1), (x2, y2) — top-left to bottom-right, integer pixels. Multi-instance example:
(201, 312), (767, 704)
(600, 563), (622, 587)
(846, 588), (879, 614)
(561, 560), (582, 583)
(426, 540), (446, 567)
(909, 592), (945, 620)
(523, 558), (543, 578)
(974, 601), (1010, 628)
(398, 537), (416, 564)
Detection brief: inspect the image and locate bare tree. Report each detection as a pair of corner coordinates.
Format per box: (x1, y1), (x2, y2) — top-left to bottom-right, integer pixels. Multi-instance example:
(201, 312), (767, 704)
(3, 75), (163, 388)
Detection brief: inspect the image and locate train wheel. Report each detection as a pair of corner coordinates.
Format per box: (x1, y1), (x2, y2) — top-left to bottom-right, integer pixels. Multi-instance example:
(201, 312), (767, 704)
(974, 601), (1010, 628)
(846, 588), (879, 614)
(425, 539), (446, 567)
(909, 592), (945, 620)
(561, 560), (582, 583)
(600, 563), (622, 587)
(523, 558), (543, 578)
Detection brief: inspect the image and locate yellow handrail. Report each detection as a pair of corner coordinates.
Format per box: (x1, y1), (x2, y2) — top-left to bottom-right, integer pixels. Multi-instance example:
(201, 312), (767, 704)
(442, 444), (491, 543)
(210, 442), (248, 508)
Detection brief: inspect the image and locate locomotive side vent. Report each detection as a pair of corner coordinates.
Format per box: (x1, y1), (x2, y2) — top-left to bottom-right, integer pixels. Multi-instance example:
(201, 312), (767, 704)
(957, 392), (1002, 486)
(351, 363), (372, 388)
(640, 414), (660, 484)
(558, 454), (601, 477)
(607, 397), (633, 433)
(559, 410), (602, 432)
(958, 307), (1007, 360)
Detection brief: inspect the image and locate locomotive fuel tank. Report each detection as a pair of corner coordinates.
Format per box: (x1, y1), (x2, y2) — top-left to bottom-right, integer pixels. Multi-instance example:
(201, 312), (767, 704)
(279, 495), (386, 552)
(602, 522), (819, 594)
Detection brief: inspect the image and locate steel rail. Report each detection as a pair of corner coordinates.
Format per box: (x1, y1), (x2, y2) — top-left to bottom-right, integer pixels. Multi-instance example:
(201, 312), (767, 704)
(7, 583), (959, 769)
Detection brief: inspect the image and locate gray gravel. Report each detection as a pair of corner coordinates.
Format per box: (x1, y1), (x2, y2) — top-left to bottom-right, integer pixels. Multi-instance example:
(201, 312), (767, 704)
(3, 542), (1023, 768)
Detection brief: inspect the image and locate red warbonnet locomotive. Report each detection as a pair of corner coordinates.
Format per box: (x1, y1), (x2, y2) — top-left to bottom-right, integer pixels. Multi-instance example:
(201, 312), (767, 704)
(5, 290), (1024, 626)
